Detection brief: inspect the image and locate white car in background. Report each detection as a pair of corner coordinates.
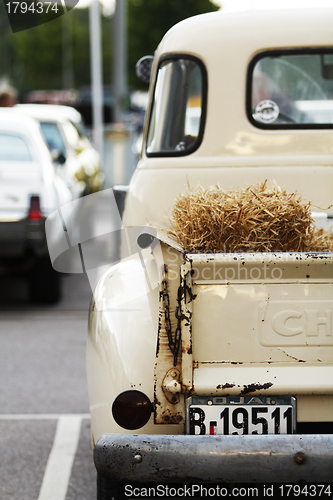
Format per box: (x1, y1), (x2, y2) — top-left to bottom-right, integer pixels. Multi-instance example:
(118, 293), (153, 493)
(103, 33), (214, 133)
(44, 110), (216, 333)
(0, 111), (74, 303)
(15, 104), (104, 196)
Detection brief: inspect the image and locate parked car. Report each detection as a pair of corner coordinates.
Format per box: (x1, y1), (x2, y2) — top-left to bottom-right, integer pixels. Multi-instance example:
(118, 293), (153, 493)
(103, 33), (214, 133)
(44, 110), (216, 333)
(15, 104), (104, 196)
(74, 86), (115, 126)
(0, 110), (74, 303)
(83, 5), (333, 498)
(17, 103), (87, 141)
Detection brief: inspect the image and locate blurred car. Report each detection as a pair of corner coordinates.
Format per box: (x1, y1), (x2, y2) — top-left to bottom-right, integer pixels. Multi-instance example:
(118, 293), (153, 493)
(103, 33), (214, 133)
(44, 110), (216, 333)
(15, 104), (104, 196)
(0, 110), (74, 303)
(74, 86), (115, 126)
(18, 103), (86, 136)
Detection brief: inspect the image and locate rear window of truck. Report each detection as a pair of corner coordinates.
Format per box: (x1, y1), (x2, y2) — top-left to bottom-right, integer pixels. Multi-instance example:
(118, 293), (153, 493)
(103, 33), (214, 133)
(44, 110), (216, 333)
(248, 50), (333, 129)
(146, 55), (207, 157)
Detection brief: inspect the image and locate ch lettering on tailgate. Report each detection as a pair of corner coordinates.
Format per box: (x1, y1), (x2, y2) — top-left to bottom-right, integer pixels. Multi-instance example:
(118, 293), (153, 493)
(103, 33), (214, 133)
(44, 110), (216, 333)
(259, 300), (333, 346)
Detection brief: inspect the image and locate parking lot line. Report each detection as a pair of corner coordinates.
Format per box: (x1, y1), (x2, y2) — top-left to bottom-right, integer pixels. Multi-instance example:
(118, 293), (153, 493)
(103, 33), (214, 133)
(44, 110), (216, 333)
(37, 415), (83, 500)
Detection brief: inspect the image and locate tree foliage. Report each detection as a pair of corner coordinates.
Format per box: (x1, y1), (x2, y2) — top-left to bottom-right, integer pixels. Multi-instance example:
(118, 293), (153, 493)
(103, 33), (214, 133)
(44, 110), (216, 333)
(0, 0), (218, 96)
(127, 0), (219, 87)
(0, 3), (112, 96)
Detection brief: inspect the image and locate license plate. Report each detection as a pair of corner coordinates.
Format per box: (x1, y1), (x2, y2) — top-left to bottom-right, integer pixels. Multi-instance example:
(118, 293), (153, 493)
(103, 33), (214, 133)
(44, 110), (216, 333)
(186, 396), (296, 435)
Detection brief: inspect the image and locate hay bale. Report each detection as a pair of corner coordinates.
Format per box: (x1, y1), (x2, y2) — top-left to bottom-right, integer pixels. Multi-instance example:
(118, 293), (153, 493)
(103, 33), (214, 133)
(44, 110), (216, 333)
(310, 227), (333, 252)
(169, 181), (333, 253)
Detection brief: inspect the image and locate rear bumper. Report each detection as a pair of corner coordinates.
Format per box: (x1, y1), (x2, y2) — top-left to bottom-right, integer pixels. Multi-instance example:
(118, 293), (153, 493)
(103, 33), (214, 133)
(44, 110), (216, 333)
(94, 433), (333, 483)
(0, 218), (47, 258)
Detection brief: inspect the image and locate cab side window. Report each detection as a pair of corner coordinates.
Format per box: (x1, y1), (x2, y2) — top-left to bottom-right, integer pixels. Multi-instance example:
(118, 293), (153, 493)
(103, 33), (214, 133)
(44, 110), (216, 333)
(146, 56), (207, 156)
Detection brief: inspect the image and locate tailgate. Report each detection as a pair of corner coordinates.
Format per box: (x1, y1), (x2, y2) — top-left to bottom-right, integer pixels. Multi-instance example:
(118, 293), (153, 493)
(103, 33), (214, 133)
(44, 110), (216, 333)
(181, 252), (333, 397)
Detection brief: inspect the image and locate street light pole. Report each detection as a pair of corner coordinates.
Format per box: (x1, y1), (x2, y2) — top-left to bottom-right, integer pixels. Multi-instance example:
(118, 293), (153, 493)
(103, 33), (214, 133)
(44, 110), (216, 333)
(62, 11), (74, 90)
(113, 0), (127, 123)
(89, 0), (104, 157)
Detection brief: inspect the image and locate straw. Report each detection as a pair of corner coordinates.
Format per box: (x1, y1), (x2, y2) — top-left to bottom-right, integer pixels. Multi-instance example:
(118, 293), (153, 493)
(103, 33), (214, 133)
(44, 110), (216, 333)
(169, 181), (333, 253)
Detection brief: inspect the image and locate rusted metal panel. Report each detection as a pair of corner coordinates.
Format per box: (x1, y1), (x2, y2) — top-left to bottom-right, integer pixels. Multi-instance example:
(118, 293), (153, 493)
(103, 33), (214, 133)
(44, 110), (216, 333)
(154, 243), (186, 425)
(180, 261), (194, 391)
(192, 364), (333, 396)
(188, 252), (333, 285)
(94, 433), (333, 483)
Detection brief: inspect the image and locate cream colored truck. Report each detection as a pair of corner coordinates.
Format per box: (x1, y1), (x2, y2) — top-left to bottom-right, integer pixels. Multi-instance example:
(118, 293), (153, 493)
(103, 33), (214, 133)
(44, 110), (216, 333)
(87, 7), (333, 496)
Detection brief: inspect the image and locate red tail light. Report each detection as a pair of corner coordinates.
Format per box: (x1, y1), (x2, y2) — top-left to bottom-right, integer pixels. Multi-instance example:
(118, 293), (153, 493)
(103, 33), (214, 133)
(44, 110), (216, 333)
(29, 195), (42, 220)
(112, 391), (152, 430)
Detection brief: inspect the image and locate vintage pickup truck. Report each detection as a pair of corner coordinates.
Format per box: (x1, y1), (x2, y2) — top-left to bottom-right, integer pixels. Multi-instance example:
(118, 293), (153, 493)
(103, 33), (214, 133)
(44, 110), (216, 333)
(87, 6), (333, 498)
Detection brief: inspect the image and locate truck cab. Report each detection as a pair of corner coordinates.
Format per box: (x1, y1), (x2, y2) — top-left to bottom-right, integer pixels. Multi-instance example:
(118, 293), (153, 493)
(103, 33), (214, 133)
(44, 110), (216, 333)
(87, 7), (333, 497)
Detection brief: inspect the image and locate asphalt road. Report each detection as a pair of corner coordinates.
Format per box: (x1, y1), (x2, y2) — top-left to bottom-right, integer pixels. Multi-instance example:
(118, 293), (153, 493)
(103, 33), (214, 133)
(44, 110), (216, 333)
(0, 271), (96, 500)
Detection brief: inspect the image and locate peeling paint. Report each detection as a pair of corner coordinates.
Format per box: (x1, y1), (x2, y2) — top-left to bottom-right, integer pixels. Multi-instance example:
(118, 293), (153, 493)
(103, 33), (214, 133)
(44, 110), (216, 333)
(216, 383), (235, 390)
(240, 382), (273, 395)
